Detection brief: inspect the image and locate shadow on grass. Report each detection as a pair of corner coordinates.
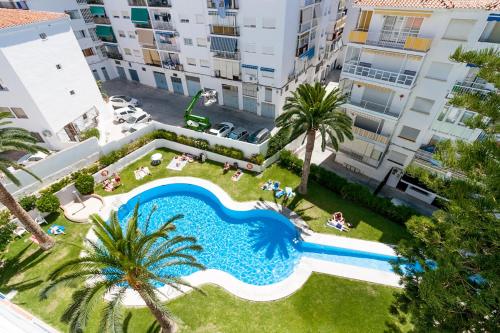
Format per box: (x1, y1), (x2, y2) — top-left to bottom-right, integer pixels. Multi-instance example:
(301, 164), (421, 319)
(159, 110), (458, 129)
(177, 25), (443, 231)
(0, 244), (49, 293)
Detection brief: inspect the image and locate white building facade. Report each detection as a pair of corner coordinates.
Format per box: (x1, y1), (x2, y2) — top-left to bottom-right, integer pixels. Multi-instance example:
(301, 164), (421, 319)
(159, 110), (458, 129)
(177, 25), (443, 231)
(336, 1), (498, 202)
(0, 9), (108, 150)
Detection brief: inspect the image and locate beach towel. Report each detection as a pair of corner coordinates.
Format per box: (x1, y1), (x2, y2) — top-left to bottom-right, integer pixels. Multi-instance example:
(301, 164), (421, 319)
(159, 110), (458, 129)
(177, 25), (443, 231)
(167, 158), (188, 171)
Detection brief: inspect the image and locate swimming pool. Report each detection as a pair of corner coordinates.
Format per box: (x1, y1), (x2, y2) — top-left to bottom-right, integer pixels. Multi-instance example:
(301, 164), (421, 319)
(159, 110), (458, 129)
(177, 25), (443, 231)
(117, 183), (398, 286)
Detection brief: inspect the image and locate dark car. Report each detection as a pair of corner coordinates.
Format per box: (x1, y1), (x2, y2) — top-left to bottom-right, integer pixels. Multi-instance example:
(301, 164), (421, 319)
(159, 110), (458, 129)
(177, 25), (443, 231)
(227, 127), (249, 141)
(247, 128), (271, 144)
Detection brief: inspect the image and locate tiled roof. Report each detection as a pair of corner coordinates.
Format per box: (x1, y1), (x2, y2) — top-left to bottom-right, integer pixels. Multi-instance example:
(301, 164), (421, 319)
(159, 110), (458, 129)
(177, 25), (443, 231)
(0, 8), (67, 30)
(353, 0), (500, 10)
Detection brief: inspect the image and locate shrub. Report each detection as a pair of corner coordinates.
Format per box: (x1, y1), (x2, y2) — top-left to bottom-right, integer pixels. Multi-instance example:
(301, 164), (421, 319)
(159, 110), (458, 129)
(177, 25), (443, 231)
(99, 150), (122, 167)
(19, 195), (37, 211)
(79, 128), (100, 141)
(193, 138), (209, 150)
(177, 135), (194, 146)
(0, 210), (14, 252)
(74, 174), (95, 195)
(152, 130), (177, 141)
(36, 193), (60, 213)
(250, 153), (265, 165)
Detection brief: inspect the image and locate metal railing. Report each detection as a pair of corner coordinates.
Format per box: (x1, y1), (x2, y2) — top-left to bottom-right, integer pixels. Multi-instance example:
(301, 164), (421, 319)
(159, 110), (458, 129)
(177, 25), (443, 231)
(148, 0), (172, 7)
(157, 43), (180, 52)
(210, 24), (240, 36)
(86, 0), (103, 4)
(162, 62), (183, 71)
(339, 147), (381, 168)
(128, 0), (147, 6)
(451, 81), (494, 97)
(140, 42), (156, 49)
(207, 0), (238, 9)
(152, 21), (175, 31)
(106, 52), (123, 60)
(342, 62), (416, 87)
(213, 51), (240, 60)
(99, 36), (117, 43)
(346, 98), (400, 118)
(352, 126), (390, 145)
(365, 30), (432, 52)
(93, 16), (110, 24)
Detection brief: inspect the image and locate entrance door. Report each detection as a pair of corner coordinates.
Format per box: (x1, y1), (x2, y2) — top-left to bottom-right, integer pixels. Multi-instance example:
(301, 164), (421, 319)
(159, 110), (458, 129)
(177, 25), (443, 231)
(128, 69), (140, 82)
(101, 67), (110, 80)
(171, 77), (184, 95)
(222, 84), (239, 109)
(153, 71), (168, 90)
(92, 69), (100, 81)
(186, 76), (202, 96)
(116, 66), (126, 79)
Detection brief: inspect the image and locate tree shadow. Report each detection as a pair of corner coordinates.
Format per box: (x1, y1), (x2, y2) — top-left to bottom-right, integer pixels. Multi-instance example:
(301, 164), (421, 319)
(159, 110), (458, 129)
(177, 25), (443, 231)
(0, 244), (48, 293)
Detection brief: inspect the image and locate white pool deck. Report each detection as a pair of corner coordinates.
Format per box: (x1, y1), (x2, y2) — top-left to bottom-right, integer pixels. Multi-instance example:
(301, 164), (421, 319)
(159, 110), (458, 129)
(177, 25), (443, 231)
(90, 177), (402, 306)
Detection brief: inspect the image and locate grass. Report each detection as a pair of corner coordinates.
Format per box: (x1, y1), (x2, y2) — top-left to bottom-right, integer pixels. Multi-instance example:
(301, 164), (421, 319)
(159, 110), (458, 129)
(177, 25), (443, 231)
(96, 148), (409, 244)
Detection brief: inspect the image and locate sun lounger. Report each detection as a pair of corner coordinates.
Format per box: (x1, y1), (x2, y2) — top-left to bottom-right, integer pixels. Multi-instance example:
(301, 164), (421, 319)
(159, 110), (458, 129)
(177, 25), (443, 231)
(13, 226), (26, 238)
(35, 215), (47, 225)
(231, 170), (243, 182)
(134, 170), (144, 180)
(285, 187), (295, 198)
(275, 189), (285, 198)
(327, 219), (349, 232)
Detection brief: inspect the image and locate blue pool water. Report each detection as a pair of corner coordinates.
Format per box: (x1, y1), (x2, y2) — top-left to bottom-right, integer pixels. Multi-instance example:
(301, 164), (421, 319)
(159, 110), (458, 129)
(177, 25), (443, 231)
(117, 184), (398, 286)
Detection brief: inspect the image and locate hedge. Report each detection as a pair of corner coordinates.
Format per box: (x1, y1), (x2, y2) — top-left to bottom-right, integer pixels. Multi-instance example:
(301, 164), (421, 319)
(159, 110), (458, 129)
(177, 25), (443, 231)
(74, 174), (95, 195)
(79, 128), (100, 141)
(35, 193), (60, 213)
(278, 150), (418, 225)
(19, 195), (37, 211)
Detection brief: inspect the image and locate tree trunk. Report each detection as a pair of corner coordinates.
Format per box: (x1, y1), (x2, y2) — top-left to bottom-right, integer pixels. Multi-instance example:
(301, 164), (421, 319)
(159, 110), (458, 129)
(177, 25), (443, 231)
(0, 183), (54, 250)
(137, 288), (176, 333)
(298, 129), (316, 195)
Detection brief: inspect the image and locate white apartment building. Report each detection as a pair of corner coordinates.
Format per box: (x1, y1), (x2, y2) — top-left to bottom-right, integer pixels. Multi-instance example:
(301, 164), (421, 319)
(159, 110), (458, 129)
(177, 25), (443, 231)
(336, 0), (498, 203)
(0, 9), (108, 150)
(0, 0), (116, 82)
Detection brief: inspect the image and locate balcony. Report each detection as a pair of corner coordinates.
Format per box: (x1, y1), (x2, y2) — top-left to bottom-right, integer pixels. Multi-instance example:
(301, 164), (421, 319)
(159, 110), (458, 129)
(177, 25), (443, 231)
(349, 30), (432, 52)
(157, 43), (180, 52)
(339, 147), (381, 168)
(152, 21), (175, 31)
(352, 126), (390, 145)
(342, 62), (416, 87)
(106, 52), (123, 60)
(413, 148), (465, 178)
(94, 16), (111, 25)
(210, 24), (239, 36)
(148, 0), (171, 7)
(345, 98), (400, 118)
(449, 81), (495, 97)
(128, 0), (147, 6)
(87, 0), (104, 4)
(162, 62), (183, 71)
(207, 0), (238, 10)
(213, 51), (240, 60)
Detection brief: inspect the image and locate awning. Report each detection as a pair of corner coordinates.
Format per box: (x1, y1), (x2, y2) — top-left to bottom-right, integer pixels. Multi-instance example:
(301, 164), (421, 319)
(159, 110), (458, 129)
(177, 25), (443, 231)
(131, 8), (150, 24)
(137, 29), (154, 45)
(487, 13), (500, 21)
(89, 6), (105, 16)
(210, 36), (237, 53)
(242, 64), (258, 69)
(260, 67), (275, 72)
(96, 25), (114, 37)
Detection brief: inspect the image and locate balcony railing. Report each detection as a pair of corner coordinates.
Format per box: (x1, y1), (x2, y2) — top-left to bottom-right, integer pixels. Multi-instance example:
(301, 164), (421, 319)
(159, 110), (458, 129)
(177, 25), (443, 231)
(106, 52), (123, 60)
(145, 60), (162, 67)
(152, 21), (175, 31)
(128, 0), (147, 6)
(339, 147), (381, 168)
(93, 17), (111, 25)
(349, 30), (432, 52)
(99, 36), (117, 43)
(87, 0), (104, 4)
(148, 0), (172, 7)
(140, 42), (156, 49)
(352, 126), (390, 145)
(162, 62), (183, 71)
(157, 43), (180, 52)
(450, 81), (495, 97)
(413, 149), (465, 178)
(213, 51), (240, 60)
(207, 0), (238, 9)
(346, 98), (400, 118)
(342, 62), (416, 87)
(210, 24), (239, 36)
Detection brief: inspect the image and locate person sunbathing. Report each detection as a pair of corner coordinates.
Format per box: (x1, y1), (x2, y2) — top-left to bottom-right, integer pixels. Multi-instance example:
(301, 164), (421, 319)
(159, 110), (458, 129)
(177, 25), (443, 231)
(223, 162), (231, 173)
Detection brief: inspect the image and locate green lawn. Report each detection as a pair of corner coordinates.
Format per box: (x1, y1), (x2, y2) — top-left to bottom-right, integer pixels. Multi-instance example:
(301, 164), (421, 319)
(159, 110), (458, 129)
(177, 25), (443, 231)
(96, 148), (408, 244)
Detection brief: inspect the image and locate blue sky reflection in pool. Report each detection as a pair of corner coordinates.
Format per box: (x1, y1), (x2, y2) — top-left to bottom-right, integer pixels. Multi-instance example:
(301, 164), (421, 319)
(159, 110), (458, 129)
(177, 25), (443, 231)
(117, 184), (397, 286)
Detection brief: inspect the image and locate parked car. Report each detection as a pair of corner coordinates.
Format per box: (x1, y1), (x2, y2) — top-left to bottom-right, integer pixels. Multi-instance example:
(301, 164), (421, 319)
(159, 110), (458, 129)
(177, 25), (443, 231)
(227, 127), (249, 141)
(208, 122), (234, 137)
(121, 111), (151, 132)
(113, 105), (143, 123)
(109, 95), (140, 108)
(247, 128), (271, 144)
(17, 151), (49, 167)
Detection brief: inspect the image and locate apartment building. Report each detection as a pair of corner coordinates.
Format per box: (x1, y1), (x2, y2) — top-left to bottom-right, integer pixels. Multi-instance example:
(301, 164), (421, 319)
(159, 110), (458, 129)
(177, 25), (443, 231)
(336, 0), (498, 203)
(0, 9), (108, 150)
(0, 0), (116, 82)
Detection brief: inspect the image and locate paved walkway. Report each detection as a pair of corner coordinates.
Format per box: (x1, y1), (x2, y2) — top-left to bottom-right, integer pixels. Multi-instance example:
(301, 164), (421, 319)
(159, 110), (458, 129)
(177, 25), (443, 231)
(0, 294), (58, 333)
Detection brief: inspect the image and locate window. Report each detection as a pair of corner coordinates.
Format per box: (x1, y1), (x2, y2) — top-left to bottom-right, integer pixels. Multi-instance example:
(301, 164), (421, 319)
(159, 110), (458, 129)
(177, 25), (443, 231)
(398, 126), (420, 142)
(425, 62), (453, 81)
(124, 48), (132, 55)
(65, 10), (80, 20)
(387, 151), (408, 166)
(11, 107), (28, 118)
(82, 48), (95, 57)
(264, 87), (272, 102)
(74, 29), (86, 39)
(262, 45), (274, 55)
(39, 33), (47, 40)
(262, 17), (276, 29)
(92, 69), (100, 81)
(195, 14), (205, 24)
(370, 149), (382, 161)
(30, 132), (44, 143)
(184, 38), (193, 46)
(242, 83), (257, 97)
(443, 19), (476, 41)
(244, 42), (256, 53)
(122, 11), (130, 19)
(118, 30), (126, 38)
(200, 59), (210, 68)
(445, 107), (461, 123)
(261, 102), (275, 118)
(479, 21), (500, 43)
(0, 107), (14, 117)
(128, 31), (135, 38)
(243, 17), (256, 28)
(459, 111), (475, 125)
(186, 57), (196, 66)
(196, 37), (207, 47)
(411, 97), (435, 114)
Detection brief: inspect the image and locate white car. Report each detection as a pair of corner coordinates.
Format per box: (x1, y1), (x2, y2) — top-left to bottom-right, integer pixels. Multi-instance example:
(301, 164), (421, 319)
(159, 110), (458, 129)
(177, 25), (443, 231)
(109, 95), (140, 108)
(17, 151), (49, 167)
(208, 122), (234, 137)
(113, 105), (143, 123)
(121, 111), (151, 132)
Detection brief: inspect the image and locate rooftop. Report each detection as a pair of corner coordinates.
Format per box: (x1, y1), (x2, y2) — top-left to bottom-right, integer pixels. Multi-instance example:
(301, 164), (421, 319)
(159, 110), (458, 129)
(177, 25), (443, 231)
(353, 0), (500, 10)
(0, 8), (67, 30)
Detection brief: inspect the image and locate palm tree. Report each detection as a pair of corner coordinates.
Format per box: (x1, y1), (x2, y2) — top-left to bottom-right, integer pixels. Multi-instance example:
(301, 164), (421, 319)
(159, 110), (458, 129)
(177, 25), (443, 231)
(41, 204), (204, 333)
(0, 112), (54, 250)
(276, 83), (353, 194)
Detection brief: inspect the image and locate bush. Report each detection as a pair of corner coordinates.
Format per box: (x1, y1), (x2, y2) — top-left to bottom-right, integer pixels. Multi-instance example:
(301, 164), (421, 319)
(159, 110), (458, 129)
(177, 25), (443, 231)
(0, 210), (14, 252)
(193, 138), (209, 150)
(74, 174), (95, 195)
(79, 128), (100, 141)
(278, 150), (418, 225)
(36, 193), (60, 213)
(99, 150), (122, 167)
(177, 135), (194, 146)
(250, 153), (265, 165)
(19, 195), (37, 211)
